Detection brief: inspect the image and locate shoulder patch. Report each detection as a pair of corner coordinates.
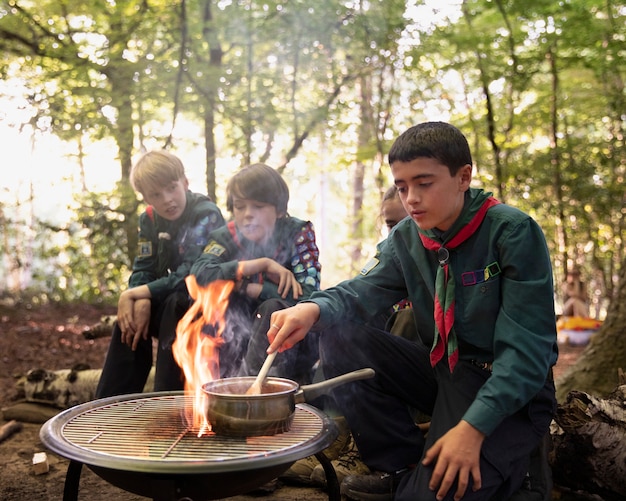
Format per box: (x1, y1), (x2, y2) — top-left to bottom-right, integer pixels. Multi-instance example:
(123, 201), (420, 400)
(203, 240), (226, 257)
(138, 241), (153, 257)
(360, 257), (380, 276)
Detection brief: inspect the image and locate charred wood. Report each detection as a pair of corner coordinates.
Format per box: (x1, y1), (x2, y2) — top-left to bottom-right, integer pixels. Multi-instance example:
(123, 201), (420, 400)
(551, 385), (626, 500)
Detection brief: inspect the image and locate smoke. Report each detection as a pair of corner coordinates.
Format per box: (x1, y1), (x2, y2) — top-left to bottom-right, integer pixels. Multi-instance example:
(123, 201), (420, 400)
(216, 293), (255, 378)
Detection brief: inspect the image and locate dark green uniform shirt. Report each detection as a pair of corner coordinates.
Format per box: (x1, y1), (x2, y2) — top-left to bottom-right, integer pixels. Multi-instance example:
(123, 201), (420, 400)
(310, 188), (558, 436)
(191, 217), (322, 306)
(129, 191), (225, 301)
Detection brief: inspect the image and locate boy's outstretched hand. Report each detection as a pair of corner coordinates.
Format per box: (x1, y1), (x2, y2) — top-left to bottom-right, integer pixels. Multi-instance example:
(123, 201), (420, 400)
(422, 420), (485, 501)
(267, 302), (320, 353)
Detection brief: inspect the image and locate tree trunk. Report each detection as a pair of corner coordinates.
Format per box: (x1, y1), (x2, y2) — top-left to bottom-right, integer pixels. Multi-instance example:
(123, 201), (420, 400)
(199, 0), (223, 202)
(349, 74), (374, 273)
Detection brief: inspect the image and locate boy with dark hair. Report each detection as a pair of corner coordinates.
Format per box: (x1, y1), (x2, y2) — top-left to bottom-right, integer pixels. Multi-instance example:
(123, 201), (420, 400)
(267, 122), (558, 501)
(190, 163), (322, 384)
(381, 185), (409, 232)
(96, 150), (225, 397)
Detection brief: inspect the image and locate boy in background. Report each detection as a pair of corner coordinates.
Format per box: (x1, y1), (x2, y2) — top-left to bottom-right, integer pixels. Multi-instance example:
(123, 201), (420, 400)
(96, 150), (225, 398)
(380, 185), (419, 343)
(381, 184), (409, 232)
(190, 162), (322, 384)
(268, 122), (558, 501)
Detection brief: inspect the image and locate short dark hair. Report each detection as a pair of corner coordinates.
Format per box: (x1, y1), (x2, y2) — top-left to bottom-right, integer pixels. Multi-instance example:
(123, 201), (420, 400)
(226, 163), (289, 214)
(383, 185), (399, 202)
(388, 122), (472, 176)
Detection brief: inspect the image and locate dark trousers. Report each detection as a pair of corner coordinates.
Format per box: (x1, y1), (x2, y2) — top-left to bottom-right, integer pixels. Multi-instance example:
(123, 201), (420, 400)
(95, 291), (189, 398)
(319, 322), (556, 501)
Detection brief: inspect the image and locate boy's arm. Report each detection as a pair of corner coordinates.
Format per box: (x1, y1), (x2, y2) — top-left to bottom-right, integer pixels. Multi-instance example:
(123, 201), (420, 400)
(462, 216), (558, 436)
(310, 237), (409, 329)
(147, 204), (225, 300)
(128, 212), (160, 288)
(266, 236), (411, 351)
(258, 221), (322, 303)
(190, 230), (240, 286)
(268, 302), (321, 353)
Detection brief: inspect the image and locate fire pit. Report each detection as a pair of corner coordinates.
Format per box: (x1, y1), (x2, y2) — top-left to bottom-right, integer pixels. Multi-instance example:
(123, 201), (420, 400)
(40, 391), (339, 501)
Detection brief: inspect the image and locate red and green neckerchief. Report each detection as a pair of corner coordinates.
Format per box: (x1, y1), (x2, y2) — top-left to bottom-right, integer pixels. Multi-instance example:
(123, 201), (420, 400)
(418, 191), (500, 372)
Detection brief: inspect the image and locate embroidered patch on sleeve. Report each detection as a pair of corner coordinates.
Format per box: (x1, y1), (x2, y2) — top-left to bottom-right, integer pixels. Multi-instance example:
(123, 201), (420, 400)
(138, 241), (153, 257)
(360, 257), (380, 276)
(203, 241), (226, 257)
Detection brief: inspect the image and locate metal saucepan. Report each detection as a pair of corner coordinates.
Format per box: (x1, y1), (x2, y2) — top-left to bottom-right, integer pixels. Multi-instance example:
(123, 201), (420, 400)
(202, 368), (375, 437)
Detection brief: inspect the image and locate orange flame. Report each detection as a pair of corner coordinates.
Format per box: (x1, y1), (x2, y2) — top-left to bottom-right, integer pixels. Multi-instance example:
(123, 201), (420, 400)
(173, 275), (234, 436)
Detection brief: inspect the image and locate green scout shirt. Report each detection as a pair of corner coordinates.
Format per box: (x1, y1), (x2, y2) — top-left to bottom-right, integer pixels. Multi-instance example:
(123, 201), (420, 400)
(191, 217), (321, 306)
(310, 188), (558, 436)
(129, 191), (225, 301)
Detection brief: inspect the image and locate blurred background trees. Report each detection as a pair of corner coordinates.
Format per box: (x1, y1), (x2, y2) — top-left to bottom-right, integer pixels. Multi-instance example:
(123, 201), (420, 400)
(0, 0), (623, 317)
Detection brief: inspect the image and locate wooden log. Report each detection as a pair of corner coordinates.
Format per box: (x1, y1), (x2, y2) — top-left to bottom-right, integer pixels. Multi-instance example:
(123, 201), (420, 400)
(2, 401), (60, 424)
(14, 366), (155, 409)
(551, 384), (626, 500)
(82, 315), (117, 339)
(0, 420), (23, 443)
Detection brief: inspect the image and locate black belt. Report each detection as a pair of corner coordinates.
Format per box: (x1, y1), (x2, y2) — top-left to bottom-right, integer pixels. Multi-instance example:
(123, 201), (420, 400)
(469, 360), (555, 382)
(469, 360), (493, 372)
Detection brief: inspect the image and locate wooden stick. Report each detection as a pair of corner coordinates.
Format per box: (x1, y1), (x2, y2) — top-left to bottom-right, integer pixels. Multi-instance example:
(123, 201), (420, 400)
(246, 351), (277, 395)
(0, 420), (23, 443)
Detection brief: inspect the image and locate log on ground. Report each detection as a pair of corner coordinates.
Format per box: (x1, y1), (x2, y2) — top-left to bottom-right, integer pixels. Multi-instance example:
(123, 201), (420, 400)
(550, 385), (626, 500)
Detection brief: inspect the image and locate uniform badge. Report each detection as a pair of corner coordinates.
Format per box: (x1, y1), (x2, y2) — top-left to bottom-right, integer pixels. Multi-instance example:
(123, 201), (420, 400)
(138, 241), (153, 257)
(203, 241), (226, 257)
(360, 257), (380, 275)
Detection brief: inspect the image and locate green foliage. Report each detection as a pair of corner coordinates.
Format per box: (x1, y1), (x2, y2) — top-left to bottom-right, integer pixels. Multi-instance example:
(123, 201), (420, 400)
(26, 188), (134, 304)
(406, 0), (624, 306)
(0, 0), (623, 309)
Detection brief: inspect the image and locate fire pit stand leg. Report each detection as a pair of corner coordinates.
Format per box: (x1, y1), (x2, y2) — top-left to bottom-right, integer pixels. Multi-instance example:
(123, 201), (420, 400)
(63, 460), (83, 501)
(314, 452), (340, 501)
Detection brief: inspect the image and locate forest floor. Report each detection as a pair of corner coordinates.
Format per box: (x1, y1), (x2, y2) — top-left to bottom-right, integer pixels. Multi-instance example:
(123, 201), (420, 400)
(0, 301), (586, 501)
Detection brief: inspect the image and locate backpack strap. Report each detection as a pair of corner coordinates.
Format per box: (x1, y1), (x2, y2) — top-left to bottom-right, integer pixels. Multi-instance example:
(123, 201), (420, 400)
(228, 221), (241, 248)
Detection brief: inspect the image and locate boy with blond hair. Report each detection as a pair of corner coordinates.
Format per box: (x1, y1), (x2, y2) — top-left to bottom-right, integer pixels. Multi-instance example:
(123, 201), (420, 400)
(96, 150), (225, 397)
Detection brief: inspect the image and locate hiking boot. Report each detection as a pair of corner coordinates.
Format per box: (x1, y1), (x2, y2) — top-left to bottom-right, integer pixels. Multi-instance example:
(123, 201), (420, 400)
(279, 416), (351, 485)
(340, 468), (412, 501)
(310, 437), (369, 487)
(324, 416), (352, 459)
(279, 454), (319, 485)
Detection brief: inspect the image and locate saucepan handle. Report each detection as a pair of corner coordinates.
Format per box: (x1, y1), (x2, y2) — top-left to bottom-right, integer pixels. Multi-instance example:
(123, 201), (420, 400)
(296, 368), (375, 404)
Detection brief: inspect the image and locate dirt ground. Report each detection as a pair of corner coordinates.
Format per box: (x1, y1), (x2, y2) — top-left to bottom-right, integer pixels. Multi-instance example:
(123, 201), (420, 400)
(0, 301), (585, 501)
